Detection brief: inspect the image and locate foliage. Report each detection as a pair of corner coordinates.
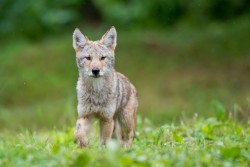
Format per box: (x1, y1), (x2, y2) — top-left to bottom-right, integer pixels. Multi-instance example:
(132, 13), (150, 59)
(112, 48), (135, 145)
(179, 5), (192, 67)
(0, 0), (83, 39)
(0, 0), (250, 38)
(90, 0), (250, 27)
(0, 116), (249, 166)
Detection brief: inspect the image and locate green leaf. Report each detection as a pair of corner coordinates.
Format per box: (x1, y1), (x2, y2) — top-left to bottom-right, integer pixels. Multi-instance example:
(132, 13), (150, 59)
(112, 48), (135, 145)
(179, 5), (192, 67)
(221, 147), (241, 159)
(71, 152), (90, 167)
(154, 127), (164, 145)
(173, 132), (183, 142)
(212, 100), (226, 120)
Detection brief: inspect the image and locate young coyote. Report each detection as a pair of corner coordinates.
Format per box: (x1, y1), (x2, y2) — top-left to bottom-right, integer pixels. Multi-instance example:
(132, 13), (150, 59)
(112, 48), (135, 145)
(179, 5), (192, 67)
(73, 27), (138, 147)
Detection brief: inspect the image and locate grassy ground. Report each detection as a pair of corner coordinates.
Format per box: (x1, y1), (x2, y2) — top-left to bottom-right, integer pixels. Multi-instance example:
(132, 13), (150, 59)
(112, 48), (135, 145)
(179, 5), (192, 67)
(0, 116), (249, 166)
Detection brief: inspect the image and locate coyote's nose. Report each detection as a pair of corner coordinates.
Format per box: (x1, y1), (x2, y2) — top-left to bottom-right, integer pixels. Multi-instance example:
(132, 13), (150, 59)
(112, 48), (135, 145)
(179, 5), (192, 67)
(92, 68), (100, 76)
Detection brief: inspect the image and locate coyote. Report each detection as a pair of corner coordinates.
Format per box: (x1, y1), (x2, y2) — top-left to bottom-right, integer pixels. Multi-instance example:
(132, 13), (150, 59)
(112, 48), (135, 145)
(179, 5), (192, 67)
(73, 27), (138, 147)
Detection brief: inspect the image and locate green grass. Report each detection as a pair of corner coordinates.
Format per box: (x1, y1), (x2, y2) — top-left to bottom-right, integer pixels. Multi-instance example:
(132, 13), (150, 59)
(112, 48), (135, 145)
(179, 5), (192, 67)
(0, 116), (250, 166)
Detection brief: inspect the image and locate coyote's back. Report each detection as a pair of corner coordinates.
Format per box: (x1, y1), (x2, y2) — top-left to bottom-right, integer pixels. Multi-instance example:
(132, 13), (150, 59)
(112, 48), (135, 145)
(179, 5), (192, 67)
(73, 27), (138, 147)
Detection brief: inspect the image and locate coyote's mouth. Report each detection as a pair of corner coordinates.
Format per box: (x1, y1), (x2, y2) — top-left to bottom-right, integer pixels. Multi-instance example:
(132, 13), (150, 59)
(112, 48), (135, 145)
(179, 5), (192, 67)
(91, 74), (101, 78)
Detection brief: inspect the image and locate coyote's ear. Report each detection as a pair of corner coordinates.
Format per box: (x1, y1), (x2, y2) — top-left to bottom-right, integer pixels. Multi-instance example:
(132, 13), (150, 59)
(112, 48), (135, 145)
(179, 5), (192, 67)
(100, 26), (117, 50)
(73, 28), (88, 51)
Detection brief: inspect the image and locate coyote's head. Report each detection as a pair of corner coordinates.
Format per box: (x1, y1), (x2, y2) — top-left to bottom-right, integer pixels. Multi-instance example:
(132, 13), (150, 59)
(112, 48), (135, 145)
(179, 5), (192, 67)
(73, 27), (117, 78)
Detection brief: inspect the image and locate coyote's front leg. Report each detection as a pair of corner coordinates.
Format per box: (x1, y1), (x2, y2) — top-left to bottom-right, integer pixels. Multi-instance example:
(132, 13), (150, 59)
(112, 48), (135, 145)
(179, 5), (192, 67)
(100, 118), (114, 145)
(74, 117), (92, 147)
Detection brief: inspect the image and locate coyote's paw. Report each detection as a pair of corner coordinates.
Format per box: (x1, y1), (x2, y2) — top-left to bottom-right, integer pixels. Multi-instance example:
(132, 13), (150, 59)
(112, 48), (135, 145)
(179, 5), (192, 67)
(74, 138), (88, 148)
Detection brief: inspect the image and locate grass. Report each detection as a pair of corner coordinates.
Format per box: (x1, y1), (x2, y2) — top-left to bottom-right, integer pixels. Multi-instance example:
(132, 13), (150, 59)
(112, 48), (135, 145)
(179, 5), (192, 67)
(0, 115), (249, 166)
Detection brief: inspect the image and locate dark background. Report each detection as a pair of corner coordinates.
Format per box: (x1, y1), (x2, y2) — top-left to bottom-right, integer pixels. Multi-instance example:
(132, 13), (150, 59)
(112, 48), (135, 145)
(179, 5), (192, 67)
(0, 0), (250, 130)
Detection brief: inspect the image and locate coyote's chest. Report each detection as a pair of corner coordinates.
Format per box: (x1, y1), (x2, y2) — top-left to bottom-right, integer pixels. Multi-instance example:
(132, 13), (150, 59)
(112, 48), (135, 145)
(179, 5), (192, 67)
(77, 77), (116, 118)
(82, 89), (111, 106)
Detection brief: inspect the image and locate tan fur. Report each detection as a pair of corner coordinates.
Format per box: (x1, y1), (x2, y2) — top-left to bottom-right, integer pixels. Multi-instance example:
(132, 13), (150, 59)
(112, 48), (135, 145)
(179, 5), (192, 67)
(73, 27), (138, 147)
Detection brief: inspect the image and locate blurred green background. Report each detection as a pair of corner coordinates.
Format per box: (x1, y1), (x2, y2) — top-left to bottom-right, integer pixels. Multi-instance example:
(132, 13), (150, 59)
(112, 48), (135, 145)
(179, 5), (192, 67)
(0, 0), (250, 131)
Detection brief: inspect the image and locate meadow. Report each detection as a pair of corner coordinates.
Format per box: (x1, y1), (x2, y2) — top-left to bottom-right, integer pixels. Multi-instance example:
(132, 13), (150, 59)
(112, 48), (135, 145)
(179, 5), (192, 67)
(0, 116), (250, 166)
(0, 16), (250, 166)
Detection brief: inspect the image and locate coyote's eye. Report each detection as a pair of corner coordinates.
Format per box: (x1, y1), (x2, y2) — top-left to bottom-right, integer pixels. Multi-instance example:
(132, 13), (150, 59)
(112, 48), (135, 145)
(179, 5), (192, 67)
(84, 56), (91, 61)
(100, 56), (106, 60)
(79, 57), (84, 61)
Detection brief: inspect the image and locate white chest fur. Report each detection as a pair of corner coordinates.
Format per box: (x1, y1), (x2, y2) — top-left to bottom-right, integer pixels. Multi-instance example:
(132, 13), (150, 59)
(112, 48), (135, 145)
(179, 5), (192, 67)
(76, 76), (117, 119)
